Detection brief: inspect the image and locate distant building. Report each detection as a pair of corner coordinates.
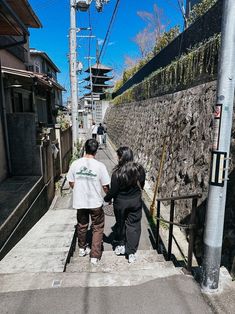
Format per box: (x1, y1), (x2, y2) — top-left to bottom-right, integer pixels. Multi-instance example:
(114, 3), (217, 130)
(84, 62), (113, 98)
(29, 49), (65, 125)
(83, 62), (113, 126)
(30, 49), (60, 81)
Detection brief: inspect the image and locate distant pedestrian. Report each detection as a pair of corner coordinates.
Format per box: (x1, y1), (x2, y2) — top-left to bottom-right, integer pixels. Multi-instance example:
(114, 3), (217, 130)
(104, 146), (145, 263)
(103, 122), (107, 146)
(91, 122), (98, 139)
(97, 123), (104, 146)
(67, 139), (110, 265)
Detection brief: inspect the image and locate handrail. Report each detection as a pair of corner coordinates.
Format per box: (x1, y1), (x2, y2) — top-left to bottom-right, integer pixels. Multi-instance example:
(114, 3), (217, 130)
(155, 193), (202, 272)
(157, 193), (202, 202)
(156, 217), (195, 229)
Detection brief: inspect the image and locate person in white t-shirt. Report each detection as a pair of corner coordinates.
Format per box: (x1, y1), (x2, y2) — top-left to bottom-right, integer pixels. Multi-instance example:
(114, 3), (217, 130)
(67, 139), (110, 265)
(91, 122), (98, 139)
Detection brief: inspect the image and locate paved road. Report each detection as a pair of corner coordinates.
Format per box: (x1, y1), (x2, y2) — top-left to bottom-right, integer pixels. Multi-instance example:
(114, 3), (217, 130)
(0, 275), (213, 314)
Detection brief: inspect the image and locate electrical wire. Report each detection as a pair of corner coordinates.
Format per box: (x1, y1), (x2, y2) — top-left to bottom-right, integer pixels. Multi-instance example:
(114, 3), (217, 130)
(88, 7), (92, 62)
(97, 0), (120, 62)
(91, 0), (121, 92)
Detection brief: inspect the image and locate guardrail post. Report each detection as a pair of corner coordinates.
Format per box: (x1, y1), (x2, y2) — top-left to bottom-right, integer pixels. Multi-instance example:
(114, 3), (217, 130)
(187, 197), (198, 271)
(167, 200), (175, 260)
(156, 200), (161, 250)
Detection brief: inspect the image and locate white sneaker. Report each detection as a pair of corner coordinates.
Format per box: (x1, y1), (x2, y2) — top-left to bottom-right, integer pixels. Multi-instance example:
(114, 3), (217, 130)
(114, 245), (125, 255)
(128, 253), (137, 263)
(78, 247), (90, 257)
(90, 257), (99, 265)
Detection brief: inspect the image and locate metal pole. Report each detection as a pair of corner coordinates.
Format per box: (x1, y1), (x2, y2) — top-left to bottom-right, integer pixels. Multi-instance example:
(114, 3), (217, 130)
(156, 200), (161, 250)
(69, 0), (78, 153)
(167, 200), (175, 261)
(88, 57), (94, 122)
(187, 197), (197, 272)
(202, 0), (235, 292)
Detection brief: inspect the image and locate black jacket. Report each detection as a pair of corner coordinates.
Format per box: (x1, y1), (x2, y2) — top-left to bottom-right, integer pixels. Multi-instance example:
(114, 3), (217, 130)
(97, 125), (104, 135)
(104, 164), (145, 202)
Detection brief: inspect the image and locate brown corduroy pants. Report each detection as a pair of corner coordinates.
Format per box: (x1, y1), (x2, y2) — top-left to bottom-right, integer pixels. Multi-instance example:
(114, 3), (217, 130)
(76, 207), (104, 259)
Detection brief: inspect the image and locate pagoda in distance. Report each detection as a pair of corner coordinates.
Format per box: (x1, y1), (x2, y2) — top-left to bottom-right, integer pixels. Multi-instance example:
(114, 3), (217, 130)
(84, 62), (113, 99)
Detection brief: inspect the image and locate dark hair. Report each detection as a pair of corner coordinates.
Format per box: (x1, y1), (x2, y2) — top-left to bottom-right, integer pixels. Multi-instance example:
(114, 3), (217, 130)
(116, 146), (133, 166)
(114, 147), (139, 187)
(85, 139), (98, 155)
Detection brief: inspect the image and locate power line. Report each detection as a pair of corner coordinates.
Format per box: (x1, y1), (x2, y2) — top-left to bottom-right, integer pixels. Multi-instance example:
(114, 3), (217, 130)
(88, 7), (92, 66)
(89, 0), (120, 93)
(98, 0), (120, 62)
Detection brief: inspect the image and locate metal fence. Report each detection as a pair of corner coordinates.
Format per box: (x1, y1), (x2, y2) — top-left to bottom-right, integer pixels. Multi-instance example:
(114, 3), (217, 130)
(114, 0), (222, 98)
(156, 193), (202, 272)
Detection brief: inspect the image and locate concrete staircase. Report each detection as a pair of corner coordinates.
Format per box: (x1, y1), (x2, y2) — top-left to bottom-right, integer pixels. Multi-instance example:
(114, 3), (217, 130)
(65, 248), (183, 287)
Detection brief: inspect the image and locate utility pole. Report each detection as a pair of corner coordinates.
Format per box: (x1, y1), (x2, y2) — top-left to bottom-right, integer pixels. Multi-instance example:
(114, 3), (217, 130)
(69, 0), (78, 153)
(202, 0), (235, 292)
(69, 0), (109, 152)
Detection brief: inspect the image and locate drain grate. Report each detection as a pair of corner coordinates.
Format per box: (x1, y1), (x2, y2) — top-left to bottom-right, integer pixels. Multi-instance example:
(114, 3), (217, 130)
(52, 280), (62, 288)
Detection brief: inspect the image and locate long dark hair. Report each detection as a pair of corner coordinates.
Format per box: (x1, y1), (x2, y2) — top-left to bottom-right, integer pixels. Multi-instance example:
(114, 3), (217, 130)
(114, 146), (140, 188)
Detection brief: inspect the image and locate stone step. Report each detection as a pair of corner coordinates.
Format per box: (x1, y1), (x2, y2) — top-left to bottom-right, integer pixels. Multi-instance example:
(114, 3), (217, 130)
(71, 249), (164, 264)
(66, 250), (177, 274)
(66, 259), (178, 273)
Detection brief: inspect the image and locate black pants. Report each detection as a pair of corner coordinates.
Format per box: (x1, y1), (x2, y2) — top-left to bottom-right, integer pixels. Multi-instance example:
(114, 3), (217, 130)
(114, 195), (142, 255)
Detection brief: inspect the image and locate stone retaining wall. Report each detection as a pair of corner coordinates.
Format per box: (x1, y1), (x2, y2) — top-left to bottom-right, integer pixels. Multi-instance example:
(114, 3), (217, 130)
(105, 81), (235, 275)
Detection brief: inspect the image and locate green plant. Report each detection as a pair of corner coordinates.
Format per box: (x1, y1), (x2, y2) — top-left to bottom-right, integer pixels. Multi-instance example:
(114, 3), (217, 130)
(153, 26), (180, 55)
(56, 111), (70, 131)
(113, 26), (181, 93)
(70, 139), (84, 164)
(187, 0), (217, 26)
(112, 34), (221, 105)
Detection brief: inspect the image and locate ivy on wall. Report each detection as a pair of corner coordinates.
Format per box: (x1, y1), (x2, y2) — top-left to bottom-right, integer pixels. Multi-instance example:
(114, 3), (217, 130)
(187, 0), (218, 26)
(114, 26), (180, 92)
(113, 34), (221, 105)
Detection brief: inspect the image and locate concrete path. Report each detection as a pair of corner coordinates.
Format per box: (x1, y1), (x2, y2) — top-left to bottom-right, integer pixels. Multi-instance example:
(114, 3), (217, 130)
(0, 275), (213, 314)
(0, 199), (76, 273)
(0, 138), (234, 313)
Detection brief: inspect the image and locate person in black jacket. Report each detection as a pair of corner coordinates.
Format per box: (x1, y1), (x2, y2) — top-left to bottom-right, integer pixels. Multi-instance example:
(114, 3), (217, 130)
(104, 146), (145, 263)
(97, 123), (104, 145)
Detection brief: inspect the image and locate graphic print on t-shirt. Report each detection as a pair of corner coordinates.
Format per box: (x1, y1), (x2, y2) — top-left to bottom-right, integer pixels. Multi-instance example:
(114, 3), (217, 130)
(76, 166), (97, 178)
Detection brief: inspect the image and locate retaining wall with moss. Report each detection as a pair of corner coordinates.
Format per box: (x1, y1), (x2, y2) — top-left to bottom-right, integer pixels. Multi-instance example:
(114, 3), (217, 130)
(106, 81), (235, 275)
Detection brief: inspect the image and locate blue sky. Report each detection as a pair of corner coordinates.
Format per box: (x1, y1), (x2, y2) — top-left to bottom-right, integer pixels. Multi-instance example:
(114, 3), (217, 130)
(29, 0), (185, 101)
